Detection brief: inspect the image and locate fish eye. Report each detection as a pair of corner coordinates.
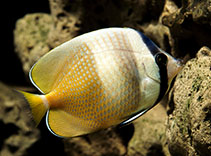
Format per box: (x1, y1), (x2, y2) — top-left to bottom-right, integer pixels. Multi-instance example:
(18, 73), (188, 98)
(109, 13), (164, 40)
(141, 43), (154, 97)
(155, 53), (168, 66)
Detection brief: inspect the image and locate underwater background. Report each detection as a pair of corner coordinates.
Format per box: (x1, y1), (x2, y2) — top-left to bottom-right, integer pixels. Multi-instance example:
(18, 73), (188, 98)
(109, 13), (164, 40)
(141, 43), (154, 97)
(1, 0), (211, 155)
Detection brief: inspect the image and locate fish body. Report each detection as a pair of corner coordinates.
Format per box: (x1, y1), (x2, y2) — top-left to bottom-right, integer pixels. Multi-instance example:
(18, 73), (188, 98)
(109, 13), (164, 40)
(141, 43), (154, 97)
(19, 28), (181, 137)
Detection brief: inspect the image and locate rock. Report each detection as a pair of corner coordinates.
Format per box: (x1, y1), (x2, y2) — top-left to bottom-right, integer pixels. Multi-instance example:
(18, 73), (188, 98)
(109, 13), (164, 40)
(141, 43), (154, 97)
(14, 13), (53, 76)
(167, 47), (211, 156)
(162, 0), (211, 58)
(47, 0), (165, 46)
(127, 104), (170, 156)
(47, 0), (82, 48)
(0, 83), (40, 156)
(64, 128), (127, 156)
(0, 83), (66, 156)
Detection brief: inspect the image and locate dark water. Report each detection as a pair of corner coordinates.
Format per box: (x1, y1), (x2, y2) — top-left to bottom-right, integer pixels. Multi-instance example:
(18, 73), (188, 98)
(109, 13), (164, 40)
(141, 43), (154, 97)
(0, 0), (50, 85)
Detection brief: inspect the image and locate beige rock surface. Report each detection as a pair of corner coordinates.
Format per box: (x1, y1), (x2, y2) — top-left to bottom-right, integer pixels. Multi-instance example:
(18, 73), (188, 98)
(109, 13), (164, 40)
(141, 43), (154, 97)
(0, 83), (39, 156)
(64, 128), (127, 156)
(167, 47), (211, 156)
(127, 104), (170, 156)
(162, 0), (211, 58)
(14, 13), (53, 75)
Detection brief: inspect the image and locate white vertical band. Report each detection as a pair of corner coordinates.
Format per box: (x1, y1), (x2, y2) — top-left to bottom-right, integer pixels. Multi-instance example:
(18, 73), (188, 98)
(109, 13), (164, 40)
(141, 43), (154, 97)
(40, 95), (49, 109)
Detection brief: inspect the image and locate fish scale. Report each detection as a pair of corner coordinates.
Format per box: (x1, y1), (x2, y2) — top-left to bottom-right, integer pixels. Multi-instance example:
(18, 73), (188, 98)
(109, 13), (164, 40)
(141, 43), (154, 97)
(47, 50), (150, 129)
(54, 53), (149, 130)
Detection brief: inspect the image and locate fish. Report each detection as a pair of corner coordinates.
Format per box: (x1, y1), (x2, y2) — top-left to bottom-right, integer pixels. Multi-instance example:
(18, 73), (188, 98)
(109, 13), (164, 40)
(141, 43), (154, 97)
(18, 27), (182, 138)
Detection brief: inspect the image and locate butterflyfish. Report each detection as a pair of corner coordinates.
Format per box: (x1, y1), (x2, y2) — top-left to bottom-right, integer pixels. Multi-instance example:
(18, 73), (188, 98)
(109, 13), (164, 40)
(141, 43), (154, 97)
(18, 28), (182, 138)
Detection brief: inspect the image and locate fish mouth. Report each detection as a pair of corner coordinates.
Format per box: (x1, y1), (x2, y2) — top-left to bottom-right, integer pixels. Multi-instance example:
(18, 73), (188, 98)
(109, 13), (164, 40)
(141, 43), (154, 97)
(176, 58), (184, 67)
(167, 57), (183, 84)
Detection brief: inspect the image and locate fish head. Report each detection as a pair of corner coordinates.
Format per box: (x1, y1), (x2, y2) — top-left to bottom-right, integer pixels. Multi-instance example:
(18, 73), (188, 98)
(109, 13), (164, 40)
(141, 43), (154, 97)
(155, 50), (183, 86)
(137, 30), (182, 86)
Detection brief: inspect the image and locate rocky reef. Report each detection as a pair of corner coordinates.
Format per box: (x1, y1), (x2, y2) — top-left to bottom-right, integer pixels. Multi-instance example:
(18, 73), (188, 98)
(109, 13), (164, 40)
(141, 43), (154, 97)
(167, 47), (211, 156)
(1, 0), (211, 155)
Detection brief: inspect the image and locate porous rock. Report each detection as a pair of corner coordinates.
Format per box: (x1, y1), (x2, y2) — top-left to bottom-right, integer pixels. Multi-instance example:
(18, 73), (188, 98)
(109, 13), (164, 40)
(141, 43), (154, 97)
(127, 104), (170, 156)
(48, 0), (164, 31)
(167, 46), (211, 156)
(162, 0), (211, 57)
(47, 0), (82, 48)
(48, 0), (166, 49)
(14, 13), (53, 76)
(0, 83), (39, 156)
(64, 128), (127, 156)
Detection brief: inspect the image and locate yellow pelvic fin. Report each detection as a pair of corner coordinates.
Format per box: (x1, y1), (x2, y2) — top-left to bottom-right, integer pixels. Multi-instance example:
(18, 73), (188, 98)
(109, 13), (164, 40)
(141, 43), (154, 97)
(18, 91), (49, 126)
(46, 109), (94, 138)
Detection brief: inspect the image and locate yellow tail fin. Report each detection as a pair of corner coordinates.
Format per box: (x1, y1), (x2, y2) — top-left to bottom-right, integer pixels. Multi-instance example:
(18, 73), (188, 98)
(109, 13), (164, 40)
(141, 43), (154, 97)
(18, 91), (49, 126)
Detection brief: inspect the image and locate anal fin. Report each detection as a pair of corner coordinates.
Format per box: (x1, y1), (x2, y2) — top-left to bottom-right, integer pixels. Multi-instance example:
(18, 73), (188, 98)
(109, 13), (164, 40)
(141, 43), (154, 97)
(46, 109), (93, 138)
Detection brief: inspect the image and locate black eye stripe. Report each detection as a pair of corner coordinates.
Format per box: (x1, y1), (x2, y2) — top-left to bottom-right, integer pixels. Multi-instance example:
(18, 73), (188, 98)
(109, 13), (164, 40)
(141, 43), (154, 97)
(118, 31), (170, 127)
(138, 31), (168, 105)
(154, 53), (168, 104)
